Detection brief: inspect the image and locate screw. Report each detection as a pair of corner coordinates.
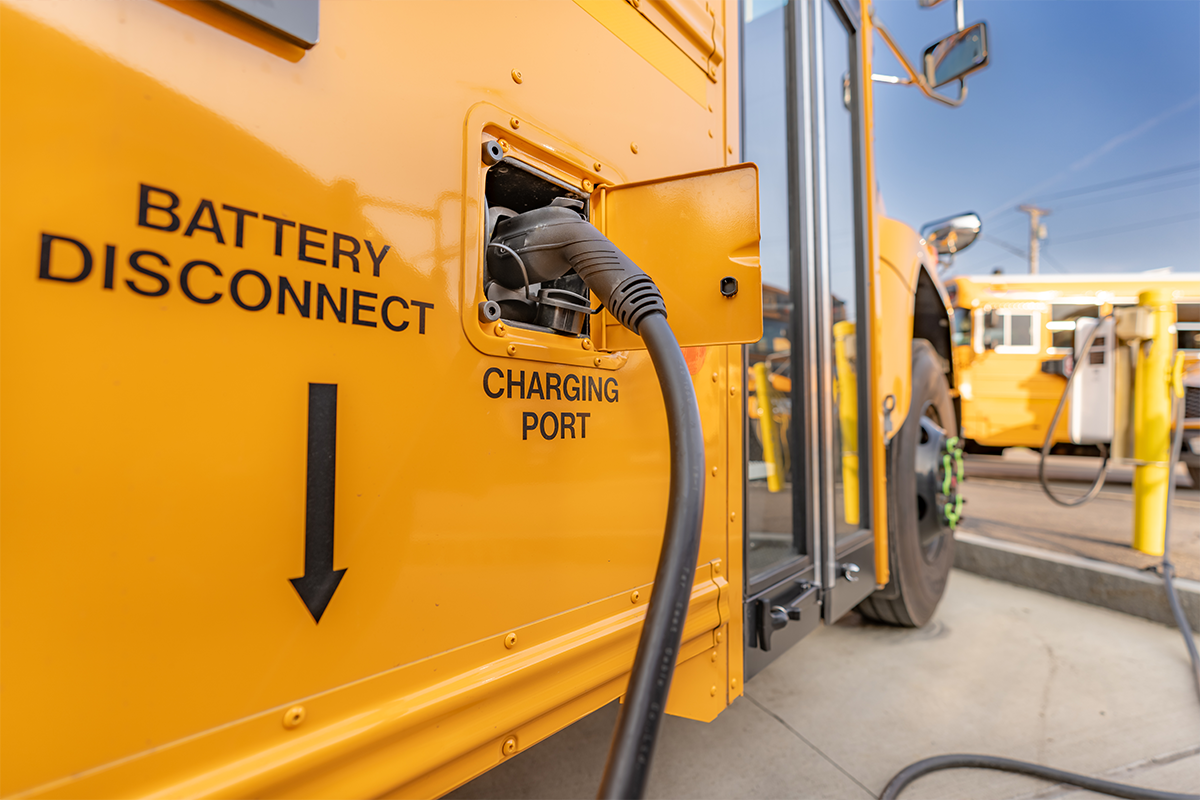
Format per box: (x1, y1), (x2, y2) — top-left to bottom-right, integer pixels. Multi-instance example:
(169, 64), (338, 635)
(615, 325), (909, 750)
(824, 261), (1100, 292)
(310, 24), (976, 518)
(504, 632), (517, 649)
(582, 339), (593, 350)
(630, 590), (640, 603)
(594, 357), (603, 366)
(498, 139), (510, 152)
(502, 736), (518, 756)
(582, 179), (594, 192)
(630, 142), (639, 154)
(283, 706), (306, 729)
(494, 322), (506, 337)
(511, 69), (523, 84)
(594, 162), (602, 172)
(510, 117), (520, 129)
(507, 344), (517, 356)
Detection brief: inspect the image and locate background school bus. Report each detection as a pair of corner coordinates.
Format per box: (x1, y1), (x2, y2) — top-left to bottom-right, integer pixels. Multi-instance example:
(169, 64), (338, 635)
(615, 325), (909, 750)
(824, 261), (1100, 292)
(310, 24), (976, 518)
(945, 273), (1200, 486)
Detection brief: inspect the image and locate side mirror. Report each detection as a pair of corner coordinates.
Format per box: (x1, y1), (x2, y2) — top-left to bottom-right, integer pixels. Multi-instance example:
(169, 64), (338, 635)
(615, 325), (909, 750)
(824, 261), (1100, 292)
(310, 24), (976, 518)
(924, 23), (989, 88)
(920, 212), (982, 256)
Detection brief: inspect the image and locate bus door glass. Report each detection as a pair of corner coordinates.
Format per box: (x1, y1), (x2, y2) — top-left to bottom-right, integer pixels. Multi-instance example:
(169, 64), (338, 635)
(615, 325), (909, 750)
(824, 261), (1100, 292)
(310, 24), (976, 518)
(814, 0), (875, 620)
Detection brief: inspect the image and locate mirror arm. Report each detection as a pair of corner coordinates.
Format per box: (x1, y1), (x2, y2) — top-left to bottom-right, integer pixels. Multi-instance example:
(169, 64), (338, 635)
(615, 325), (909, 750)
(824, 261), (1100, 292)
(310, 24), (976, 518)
(870, 12), (968, 108)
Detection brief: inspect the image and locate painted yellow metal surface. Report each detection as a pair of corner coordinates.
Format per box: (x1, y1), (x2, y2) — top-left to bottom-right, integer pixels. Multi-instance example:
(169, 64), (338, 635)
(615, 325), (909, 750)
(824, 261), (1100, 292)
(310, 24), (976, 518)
(1133, 289), (1174, 556)
(858, 11), (890, 585)
(0, 0), (748, 796)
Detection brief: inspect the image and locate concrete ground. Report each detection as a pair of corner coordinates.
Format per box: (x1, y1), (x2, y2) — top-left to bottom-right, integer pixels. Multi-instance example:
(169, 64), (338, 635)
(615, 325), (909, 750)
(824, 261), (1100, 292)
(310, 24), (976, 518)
(961, 450), (1200, 580)
(450, 571), (1200, 799)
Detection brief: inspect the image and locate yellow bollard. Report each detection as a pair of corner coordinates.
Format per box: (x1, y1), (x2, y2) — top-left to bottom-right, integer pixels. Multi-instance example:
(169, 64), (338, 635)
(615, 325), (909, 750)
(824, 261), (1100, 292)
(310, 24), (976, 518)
(833, 321), (860, 526)
(752, 362), (785, 493)
(1132, 288), (1175, 556)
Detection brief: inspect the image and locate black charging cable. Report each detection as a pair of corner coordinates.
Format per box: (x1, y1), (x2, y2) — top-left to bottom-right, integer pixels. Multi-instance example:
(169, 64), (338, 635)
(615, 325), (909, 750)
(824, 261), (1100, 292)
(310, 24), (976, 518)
(1037, 314), (1113, 507)
(485, 202), (707, 799)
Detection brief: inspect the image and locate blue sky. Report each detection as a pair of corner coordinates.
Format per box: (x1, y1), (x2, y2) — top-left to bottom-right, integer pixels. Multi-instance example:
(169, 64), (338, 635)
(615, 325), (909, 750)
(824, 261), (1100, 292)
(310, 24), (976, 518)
(870, 0), (1200, 276)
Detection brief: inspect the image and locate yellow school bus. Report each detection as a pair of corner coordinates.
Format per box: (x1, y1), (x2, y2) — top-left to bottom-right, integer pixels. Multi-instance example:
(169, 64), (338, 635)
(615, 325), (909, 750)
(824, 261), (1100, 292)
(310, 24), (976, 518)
(945, 273), (1200, 483)
(1, 1), (990, 796)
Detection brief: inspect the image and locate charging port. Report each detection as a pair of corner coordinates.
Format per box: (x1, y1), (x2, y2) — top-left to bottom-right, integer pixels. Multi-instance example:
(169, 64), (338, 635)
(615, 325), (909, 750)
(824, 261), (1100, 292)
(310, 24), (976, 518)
(482, 150), (594, 338)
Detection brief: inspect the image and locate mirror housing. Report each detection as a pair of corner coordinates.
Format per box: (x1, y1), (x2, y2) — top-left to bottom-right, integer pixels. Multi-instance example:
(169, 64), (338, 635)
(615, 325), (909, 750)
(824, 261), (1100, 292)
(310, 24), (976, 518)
(921, 212), (981, 256)
(924, 23), (989, 88)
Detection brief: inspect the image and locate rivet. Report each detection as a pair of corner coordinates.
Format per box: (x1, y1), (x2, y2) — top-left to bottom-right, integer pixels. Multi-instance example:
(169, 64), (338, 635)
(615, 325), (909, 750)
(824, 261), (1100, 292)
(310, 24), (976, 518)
(710, 685), (717, 696)
(729, 386), (739, 396)
(507, 344), (517, 356)
(595, 357), (603, 366)
(502, 736), (518, 756)
(582, 339), (593, 350)
(511, 69), (523, 84)
(494, 322), (506, 337)
(630, 142), (639, 154)
(731, 678), (738, 690)
(283, 705), (306, 729)
(712, 371), (718, 382)
(716, 630), (724, 643)
(504, 632), (518, 649)
(594, 161), (603, 172)
(708, 130), (714, 138)
(510, 117), (520, 129)
(708, 103), (713, 112)
(708, 65), (717, 78)
(630, 590), (640, 603)
(711, 466), (718, 476)
(582, 179), (594, 192)
(711, 650), (718, 662)
(713, 562), (721, 574)
(730, 511), (737, 521)
(727, 146), (734, 154)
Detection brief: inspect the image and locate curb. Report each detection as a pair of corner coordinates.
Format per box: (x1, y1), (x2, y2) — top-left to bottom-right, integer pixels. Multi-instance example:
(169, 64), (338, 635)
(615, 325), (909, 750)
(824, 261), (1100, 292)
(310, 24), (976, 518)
(954, 531), (1200, 632)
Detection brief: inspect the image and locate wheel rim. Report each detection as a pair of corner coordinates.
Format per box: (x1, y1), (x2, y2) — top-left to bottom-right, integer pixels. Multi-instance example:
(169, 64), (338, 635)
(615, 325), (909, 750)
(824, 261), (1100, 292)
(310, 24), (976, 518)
(913, 403), (961, 564)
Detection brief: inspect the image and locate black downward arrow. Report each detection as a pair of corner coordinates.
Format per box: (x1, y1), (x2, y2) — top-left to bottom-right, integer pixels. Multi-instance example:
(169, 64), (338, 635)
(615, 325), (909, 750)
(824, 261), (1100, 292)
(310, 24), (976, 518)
(290, 383), (346, 623)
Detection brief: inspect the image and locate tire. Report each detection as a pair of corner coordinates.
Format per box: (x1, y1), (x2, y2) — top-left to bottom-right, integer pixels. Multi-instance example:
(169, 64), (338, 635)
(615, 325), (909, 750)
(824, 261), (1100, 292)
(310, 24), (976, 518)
(858, 339), (957, 627)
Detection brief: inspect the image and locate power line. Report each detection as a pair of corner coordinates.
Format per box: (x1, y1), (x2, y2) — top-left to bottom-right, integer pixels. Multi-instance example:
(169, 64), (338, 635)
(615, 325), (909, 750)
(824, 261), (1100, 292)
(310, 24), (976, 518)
(1038, 163), (1200, 201)
(980, 235), (1027, 259)
(1048, 177), (1200, 211)
(1050, 211), (1200, 245)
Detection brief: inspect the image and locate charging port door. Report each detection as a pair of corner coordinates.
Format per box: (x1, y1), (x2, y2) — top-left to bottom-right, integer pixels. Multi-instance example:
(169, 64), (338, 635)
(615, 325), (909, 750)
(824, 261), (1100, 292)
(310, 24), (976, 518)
(591, 163), (762, 351)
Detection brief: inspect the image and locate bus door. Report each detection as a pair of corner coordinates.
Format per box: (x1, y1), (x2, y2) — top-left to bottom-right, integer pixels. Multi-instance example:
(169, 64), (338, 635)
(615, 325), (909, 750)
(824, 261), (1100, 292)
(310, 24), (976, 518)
(742, 0), (876, 677)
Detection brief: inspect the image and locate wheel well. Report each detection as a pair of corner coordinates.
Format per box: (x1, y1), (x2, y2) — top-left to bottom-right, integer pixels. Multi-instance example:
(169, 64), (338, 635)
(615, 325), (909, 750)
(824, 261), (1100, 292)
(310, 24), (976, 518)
(913, 267), (954, 388)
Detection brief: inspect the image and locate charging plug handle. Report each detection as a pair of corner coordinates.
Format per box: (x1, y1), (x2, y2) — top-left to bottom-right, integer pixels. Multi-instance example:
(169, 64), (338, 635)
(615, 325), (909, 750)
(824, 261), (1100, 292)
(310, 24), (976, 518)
(488, 206), (668, 334)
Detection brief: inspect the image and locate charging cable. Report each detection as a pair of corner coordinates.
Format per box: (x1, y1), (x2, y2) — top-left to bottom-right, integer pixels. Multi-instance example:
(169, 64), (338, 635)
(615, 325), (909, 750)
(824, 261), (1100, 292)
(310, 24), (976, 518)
(1038, 314), (1113, 507)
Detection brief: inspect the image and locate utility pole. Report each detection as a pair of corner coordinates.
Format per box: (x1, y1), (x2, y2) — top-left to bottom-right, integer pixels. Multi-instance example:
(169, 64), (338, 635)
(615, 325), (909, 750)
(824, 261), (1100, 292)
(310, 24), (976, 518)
(1018, 204), (1050, 275)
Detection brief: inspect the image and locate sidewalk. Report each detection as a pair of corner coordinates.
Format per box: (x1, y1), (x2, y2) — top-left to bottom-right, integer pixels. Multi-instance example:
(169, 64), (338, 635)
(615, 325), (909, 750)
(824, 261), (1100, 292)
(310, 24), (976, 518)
(450, 571), (1200, 799)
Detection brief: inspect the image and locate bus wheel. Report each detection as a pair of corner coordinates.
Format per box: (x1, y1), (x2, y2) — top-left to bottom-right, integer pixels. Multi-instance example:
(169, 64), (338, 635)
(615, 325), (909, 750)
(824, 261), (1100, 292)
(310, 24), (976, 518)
(858, 339), (958, 627)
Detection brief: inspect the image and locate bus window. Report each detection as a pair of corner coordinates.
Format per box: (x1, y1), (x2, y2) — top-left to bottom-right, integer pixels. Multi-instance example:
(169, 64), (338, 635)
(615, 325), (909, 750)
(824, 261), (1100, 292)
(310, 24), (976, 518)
(952, 307), (972, 347)
(981, 309), (1040, 353)
(1178, 303), (1200, 351)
